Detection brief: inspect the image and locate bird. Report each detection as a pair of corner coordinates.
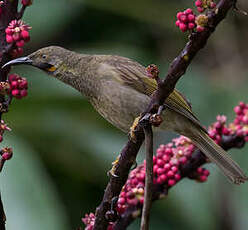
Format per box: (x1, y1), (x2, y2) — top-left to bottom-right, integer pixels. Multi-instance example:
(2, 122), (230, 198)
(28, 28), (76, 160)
(3, 46), (247, 184)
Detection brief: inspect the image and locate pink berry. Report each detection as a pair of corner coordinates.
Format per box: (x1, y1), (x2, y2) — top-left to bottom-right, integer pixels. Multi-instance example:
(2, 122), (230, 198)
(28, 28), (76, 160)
(171, 166), (178, 173)
(210, 2), (216, 8)
(195, 0), (202, 7)
(6, 35), (13, 43)
(16, 40), (25, 47)
(118, 197), (125, 205)
(19, 80), (28, 89)
(187, 14), (195, 22)
(197, 7), (204, 12)
(12, 33), (20, 41)
(179, 23), (187, 32)
(184, 8), (193, 15)
(157, 167), (165, 175)
(179, 156), (187, 164)
(177, 12), (183, 19)
(164, 163), (171, 171)
(203, 170), (210, 176)
(167, 170), (174, 178)
(168, 179), (176, 186)
(175, 20), (180, 27)
(5, 28), (13, 35)
(11, 89), (19, 97)
(21, 30), (29, 39)
(180, 15), (188, 23)
(199, 175), (207, 182)
(2, 152), (12, 160)
(8, 74), (18, 82)
(175, 174), (181, 181)
(11, 81), (18, 89)
(188, 23), (196, 30)
(196, 25), (205, 32)
(157, 159), (164, 167)
(159, 174), (167, 183)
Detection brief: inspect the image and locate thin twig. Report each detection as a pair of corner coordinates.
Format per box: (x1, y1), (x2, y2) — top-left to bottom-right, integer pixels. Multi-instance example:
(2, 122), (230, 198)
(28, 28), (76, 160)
(140, 122), (153, 230)
(0, 192), (6, 230)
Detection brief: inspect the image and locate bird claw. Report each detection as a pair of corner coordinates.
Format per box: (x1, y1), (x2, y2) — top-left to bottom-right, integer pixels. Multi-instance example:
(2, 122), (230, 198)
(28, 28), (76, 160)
(108, 155), (120, 178)
(129, 116), (141, 142)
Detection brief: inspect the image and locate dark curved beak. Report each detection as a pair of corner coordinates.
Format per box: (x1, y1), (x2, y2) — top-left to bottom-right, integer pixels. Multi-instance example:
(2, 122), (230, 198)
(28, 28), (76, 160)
(2, 57), (33, 69)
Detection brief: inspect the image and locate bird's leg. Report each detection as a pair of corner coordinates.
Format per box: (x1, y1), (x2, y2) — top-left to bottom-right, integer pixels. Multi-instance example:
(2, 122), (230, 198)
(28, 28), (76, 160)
(149, 105), (164, 127)
(129, 115), (141, 143)
(108, 155), (120, 178)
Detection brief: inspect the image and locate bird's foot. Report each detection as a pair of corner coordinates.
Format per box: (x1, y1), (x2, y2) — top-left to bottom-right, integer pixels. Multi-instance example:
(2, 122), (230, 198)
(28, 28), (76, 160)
(129, 116), (141, 142)
(108, 155), (120, 178)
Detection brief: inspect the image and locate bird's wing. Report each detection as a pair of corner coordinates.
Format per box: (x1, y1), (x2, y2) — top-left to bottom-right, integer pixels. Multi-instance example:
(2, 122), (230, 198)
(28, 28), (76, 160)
(104, 58), (207, 133)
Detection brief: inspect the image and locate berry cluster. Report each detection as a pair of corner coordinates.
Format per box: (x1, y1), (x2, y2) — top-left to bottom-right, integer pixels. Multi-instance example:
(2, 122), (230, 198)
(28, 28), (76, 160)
(175, 0), (216, 32)
(8, 74), (28, 99)
(195, 0), (216, 13)
(21, 0), (33, 6)
(208, 102), (248, 145)
(176, 9), (196, 32)
(82, 213), (113, 230)
(83, 102), (248, 230)
(5, 20), (31, 57)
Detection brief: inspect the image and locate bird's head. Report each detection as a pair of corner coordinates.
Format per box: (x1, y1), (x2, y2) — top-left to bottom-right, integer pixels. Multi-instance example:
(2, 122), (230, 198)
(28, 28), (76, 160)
(3, 46), (69, 75)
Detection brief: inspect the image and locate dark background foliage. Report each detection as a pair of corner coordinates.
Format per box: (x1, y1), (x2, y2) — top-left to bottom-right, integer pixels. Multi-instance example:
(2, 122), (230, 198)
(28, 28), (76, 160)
(1, 0), (248, 229)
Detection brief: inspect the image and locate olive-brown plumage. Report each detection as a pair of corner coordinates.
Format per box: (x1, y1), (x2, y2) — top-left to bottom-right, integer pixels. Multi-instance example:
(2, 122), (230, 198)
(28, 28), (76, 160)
(4, 46), (247, 184)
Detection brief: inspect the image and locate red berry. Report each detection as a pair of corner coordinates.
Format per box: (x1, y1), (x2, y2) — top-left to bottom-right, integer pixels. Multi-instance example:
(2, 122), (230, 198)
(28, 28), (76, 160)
(197, 7), (204, 13)
(179, 23), (187, 32)
(12, 33), (20, 41)
(184, 8), (193, 15)
(180, 15), (188, 23)
(188, 23), (196, 30)
(177, 12), (183, 19)
(196, 25), (205, 32)
(195, 0), (202, 7)
(2, 152), (12, 160)
(20, 89), (27, 98)
(8, 74), (18, 82)
(19, 80), (28, 89)
(11, 89), (19, 97)
(187, 14), (195, 22)
(175, 20), (180, 27)
(16, 40), (25, 47)
(168, 179), (176, 186)
(11, 81), (18, 89)
(6, 35), (13, 43)
(5, 28), (13, 35)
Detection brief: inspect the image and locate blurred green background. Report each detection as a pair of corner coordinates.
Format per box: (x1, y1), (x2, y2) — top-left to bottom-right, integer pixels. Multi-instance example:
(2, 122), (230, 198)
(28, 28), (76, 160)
(1, 0), (248, 229)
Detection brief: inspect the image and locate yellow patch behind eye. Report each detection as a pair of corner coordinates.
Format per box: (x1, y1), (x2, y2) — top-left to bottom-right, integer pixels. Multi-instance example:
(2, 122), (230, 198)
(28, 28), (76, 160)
(47, 66), (56, 72)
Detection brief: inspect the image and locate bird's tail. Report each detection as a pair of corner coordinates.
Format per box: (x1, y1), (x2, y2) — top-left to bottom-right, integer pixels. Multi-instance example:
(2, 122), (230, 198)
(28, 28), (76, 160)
(191, 129), (247, 185)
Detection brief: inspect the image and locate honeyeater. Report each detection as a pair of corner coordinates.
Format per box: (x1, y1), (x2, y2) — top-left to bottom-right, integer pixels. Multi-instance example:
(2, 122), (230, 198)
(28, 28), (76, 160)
(3, 46), (247, 184)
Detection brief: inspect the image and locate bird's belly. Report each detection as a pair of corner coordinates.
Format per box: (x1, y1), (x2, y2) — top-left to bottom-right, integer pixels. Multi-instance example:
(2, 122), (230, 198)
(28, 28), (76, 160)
(90, 82), (192, 136)
(90, 83), (150, 133)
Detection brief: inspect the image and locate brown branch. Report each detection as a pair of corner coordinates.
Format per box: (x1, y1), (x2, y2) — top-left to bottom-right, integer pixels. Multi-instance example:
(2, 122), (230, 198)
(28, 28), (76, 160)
(140, 119), (153, 230)
(92, 1), (237, 229)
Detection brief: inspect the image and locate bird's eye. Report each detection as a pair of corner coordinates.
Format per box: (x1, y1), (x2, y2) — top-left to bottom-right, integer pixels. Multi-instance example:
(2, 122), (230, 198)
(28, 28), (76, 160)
(42, 55), (47, 59)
